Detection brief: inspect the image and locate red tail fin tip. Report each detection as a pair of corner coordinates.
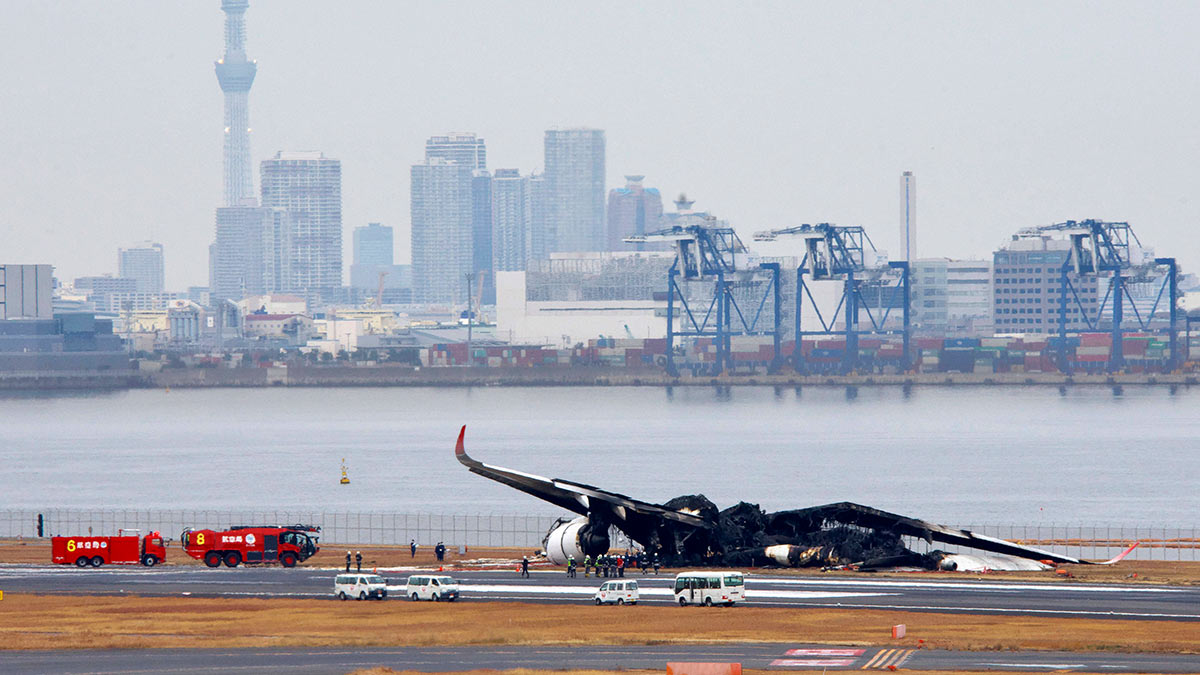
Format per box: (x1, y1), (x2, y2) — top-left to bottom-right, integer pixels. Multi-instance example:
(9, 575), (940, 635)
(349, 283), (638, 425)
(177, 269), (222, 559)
(455, 425), (467, 456)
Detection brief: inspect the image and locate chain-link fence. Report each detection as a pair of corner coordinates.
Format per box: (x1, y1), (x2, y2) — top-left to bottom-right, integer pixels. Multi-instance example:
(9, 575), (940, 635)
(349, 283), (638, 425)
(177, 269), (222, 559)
(1, 510), (1196, 561)
(0, 509), (557, 548)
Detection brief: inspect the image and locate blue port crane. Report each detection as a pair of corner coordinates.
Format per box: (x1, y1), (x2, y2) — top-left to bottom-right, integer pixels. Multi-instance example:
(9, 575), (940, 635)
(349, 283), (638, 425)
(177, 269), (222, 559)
(1014, 220), (1178, 373)
(753, 223), (910, 374)
(625, 223), (782, 376)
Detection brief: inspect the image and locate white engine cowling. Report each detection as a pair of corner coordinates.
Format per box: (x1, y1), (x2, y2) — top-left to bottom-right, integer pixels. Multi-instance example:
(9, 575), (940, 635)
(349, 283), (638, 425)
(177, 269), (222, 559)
(543, 516), (610, 565)
(544, 516), (588, 565)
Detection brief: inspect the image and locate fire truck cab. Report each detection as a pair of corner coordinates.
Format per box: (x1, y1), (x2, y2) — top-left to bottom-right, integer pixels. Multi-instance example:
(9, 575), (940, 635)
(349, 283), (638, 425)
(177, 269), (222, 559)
(181, 524), (320, 568)
(51, 530), (166, 568)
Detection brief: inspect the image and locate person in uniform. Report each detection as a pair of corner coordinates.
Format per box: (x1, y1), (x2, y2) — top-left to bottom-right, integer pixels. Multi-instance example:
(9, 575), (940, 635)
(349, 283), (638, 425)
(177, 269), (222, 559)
(355, 551), (362, 572)
(567, 555), (576, 578)
(520, 556), (530, 578)
(345, 551), (351, 572)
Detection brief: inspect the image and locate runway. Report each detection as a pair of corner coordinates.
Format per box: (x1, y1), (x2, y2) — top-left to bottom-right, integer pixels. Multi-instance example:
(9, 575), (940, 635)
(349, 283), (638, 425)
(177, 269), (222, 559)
(1, 564), (1198, 620)
(2, 643), (1199, 674)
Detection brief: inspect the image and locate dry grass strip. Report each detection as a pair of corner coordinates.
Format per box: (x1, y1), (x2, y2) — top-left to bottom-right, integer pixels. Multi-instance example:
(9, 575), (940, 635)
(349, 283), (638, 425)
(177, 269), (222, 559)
(1, 594), (1197, 653)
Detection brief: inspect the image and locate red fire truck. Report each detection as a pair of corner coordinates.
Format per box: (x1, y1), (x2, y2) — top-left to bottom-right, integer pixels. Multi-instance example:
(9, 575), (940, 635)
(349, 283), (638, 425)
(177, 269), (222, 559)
(51, 530), (167, 567)
(181, 524), (320, 568)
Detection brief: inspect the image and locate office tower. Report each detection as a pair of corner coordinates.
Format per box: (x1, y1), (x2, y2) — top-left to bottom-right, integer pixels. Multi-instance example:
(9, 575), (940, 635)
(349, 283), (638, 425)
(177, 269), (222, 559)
(210, 206), (285, 301)
(425, 133), (487, 170)
(411, 158), (474, 303)
(118, 242), (165, 293)
(900, 171), (915, 261)
(606, 175), (663, 251)
(491, 169), (527, 272)
(215, 0), (258, 207)
(350, 222), (394, 290)
(260, 151), (343, 303)
(993, 236), (1099, 333)
(353, 223), (393, 266)
(544, 128), (606, 253)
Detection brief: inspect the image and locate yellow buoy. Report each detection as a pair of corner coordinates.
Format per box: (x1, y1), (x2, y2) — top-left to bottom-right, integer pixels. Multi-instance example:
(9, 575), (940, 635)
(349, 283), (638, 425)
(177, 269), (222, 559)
(340, 458), (350, 485)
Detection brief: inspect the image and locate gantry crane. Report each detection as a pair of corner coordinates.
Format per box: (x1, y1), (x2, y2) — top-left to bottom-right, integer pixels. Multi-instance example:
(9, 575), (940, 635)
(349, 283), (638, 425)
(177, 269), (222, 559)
(753, 223), (910, 374)
(625, 223), (782, 376)
(1014, 220), (1177, 373)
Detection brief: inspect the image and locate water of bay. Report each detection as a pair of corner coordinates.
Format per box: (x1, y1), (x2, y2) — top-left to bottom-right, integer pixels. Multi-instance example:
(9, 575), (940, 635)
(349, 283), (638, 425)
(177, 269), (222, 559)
(1, 385), (1195, 527)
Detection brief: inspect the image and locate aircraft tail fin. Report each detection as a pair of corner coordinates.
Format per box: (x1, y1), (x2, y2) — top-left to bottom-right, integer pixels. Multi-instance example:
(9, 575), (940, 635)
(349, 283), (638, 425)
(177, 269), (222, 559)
(455, 425), (467, 458)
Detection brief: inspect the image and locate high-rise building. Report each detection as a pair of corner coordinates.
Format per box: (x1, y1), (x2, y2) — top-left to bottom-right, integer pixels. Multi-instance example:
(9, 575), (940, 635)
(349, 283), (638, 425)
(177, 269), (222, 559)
(210, 205), (285, 301)
(353, 222), (393, 266)
(411, 158), (474, 304)
(526, 172), (550, 262)
(900, 171), (915, 261)
(491, 169), (528, 272)
(350, 222), (402, 291)
(260, 151), (343, 304)
(215, 0), (257, 207)
(118, 242), (165, 293)
(606, 175), (663, 251)
(425, 133), (487, 171)
(472, 171), (495, 304)
(544, 128), (606, 253)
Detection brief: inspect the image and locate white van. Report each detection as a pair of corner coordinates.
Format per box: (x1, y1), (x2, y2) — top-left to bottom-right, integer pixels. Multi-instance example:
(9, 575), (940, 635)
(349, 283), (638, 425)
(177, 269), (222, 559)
(673, 571), (744, 606)
(593, 579), (639, 605)
(334, 573), (388, 600)
(405, 574), (460, 601)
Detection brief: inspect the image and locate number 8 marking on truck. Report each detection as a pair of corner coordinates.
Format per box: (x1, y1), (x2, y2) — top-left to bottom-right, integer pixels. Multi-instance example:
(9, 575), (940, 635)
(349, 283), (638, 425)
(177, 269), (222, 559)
(196, 533), (205, 545)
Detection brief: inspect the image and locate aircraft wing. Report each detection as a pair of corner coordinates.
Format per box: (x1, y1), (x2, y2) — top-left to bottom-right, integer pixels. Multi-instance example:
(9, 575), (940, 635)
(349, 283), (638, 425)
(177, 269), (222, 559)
(768, 502), (1087, 565)
(454, 426), (709, 529)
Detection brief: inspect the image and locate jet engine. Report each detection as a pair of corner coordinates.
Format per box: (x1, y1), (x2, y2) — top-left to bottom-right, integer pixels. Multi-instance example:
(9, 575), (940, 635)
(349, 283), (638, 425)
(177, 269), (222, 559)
(543, 516), (610, 565)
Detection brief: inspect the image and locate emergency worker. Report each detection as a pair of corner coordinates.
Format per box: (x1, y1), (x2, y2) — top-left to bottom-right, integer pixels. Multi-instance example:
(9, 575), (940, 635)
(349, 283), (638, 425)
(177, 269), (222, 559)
(345, 551), (352, 572)
(355, 551), (362, 572)
(567, 555), (576, 577)
(583, 554), (592, 577)
(520, 556), (530, 578)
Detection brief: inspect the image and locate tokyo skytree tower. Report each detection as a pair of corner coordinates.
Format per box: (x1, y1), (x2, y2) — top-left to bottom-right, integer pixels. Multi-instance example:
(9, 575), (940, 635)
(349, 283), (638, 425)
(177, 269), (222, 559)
(215, 0), (257, 206)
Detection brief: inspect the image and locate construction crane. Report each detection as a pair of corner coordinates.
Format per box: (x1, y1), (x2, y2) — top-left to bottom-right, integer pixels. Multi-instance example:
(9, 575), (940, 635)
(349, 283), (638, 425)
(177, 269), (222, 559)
(753, 223), (910, 374)
(626, 223), (782, 376)
(1015, 220), (1178, 373)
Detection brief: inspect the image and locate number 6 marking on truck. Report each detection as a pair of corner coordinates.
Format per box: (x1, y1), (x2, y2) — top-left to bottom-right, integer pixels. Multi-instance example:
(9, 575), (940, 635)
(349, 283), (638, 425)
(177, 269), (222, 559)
(66, 540), (76, 552)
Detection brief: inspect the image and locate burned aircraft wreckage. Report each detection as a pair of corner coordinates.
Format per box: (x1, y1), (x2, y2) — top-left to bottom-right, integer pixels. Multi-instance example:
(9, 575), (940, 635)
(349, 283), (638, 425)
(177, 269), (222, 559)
(455, 426), (1127, 570)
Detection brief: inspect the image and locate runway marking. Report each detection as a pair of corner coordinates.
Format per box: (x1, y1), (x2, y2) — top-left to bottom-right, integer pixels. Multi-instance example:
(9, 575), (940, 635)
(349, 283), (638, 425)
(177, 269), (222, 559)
(783, 600), (1200, 620)
(746, 577), (1185, 594)
(434, 584), (894, 601)
(785, 649), (865, 656)
(861, 648), (914, 669)
(771, 658), (856, 667)
(981, 663), (1087, 669)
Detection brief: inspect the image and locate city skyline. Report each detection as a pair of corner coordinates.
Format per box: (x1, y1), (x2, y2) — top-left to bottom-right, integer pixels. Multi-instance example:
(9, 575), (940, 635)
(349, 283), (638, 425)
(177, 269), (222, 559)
(4, 2), (1200, 290)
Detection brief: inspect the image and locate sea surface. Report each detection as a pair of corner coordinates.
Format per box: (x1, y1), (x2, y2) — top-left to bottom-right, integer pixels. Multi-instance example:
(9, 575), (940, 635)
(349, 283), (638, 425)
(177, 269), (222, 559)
(1, 385), (1196, 526)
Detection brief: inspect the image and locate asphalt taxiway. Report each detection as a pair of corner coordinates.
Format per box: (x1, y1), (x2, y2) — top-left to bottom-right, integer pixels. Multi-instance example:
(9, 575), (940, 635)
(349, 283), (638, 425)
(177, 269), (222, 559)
(2, 643), (1199, 674)
(1, 564), (1198, 620)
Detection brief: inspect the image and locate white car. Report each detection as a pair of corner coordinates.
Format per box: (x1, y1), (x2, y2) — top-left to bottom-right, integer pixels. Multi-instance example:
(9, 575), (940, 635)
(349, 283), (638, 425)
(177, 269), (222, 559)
(405, 574), (460, 601)
(334, 573), (388, 600)
(593, 579), (639, 605)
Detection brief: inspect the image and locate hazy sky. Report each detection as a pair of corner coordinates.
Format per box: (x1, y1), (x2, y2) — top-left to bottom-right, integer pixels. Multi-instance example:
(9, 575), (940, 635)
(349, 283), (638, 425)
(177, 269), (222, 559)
(4, 1), (1199, 290)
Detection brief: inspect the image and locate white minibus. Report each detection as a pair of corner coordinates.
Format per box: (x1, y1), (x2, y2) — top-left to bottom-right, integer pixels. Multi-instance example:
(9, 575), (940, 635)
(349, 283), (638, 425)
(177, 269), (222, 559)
(673, 570), (744, 606)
